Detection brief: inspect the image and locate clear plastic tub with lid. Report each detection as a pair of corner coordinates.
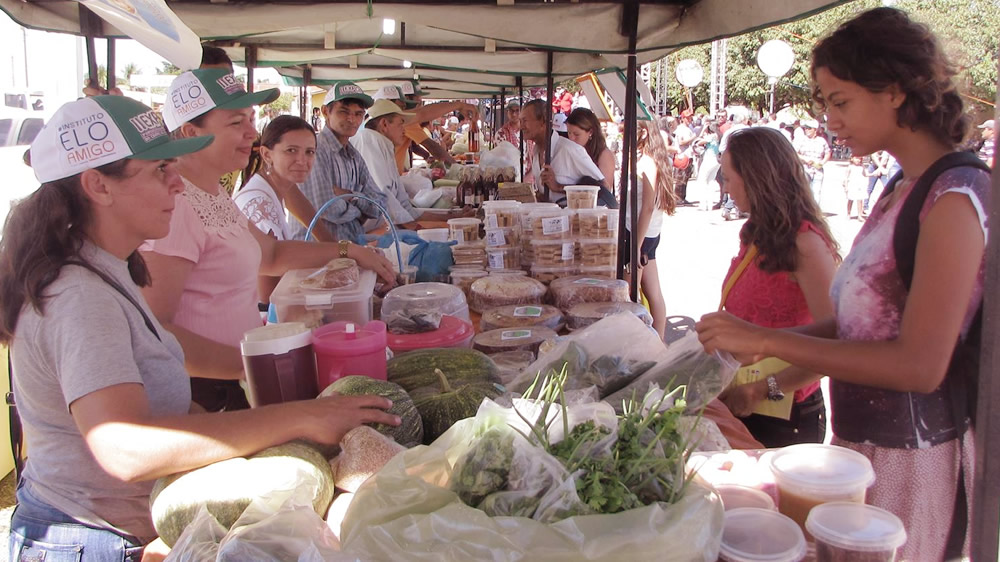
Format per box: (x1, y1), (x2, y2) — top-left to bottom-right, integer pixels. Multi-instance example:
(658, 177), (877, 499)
(548, 273), (629, 311)
(566, 301), (653, 331)
(270, 268), (377, 329)
(483, 200), (521, 229)
(451, 244), (486, 268)
(577, 208), (619, 239)
(448, 217), (482, 244)
(486, 246), (521, 270)
(479, 304), (565, 332)
(484, 226), (519, 248)
(530, 265), (577, 284)
(449, 268), (488, 300)
(578, 238), (618, 267)
(472, 326), (558, 356)
(530, 238), (576, 266)
(716, 485), (776, 512)
(387, 315), (475, 355)
(768, 444), (876, 536)
(529, 208), (573, 240)
(563, 185), (600, 209)
(381, 282), (471, 324)
(719, 508), (807, 562)
(469, 274), (547, 313)
(518, 202), (560, 236)
(805, 502), (907, 562)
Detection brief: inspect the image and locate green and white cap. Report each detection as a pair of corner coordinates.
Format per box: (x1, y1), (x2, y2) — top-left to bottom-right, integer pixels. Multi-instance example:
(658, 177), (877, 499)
(398, 80), (425, 97)
(322, 80), (374, 108)
(163, 68), (280, 131)
(29, 96), (214, 183)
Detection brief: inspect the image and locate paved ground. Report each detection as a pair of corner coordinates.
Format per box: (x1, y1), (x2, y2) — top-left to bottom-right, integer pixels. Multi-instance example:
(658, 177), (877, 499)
(0, 161), (860, 559)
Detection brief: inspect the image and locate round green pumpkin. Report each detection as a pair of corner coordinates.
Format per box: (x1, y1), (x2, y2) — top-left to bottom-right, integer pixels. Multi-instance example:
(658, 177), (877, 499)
(387, 348), (501, 392)
(411, 369), (506, 445)
(320, 375), (423, 448)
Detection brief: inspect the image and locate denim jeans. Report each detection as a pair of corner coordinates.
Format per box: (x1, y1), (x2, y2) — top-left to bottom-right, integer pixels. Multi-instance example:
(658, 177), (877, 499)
(808, 170), (824, 206)
(9, 483), (145, 562)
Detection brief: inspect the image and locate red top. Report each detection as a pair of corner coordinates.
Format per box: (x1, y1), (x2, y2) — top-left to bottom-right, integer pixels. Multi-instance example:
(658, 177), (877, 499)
(722, 221), (828, 402)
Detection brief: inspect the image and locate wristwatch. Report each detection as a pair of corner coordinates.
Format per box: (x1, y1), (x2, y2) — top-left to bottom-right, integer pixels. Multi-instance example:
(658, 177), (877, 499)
(765, 375), (785, 402)
(338, 239), (351, 259)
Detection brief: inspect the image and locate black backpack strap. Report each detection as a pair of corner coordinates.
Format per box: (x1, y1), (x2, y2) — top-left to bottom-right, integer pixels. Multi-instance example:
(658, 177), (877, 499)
(7, 349), (23, 481)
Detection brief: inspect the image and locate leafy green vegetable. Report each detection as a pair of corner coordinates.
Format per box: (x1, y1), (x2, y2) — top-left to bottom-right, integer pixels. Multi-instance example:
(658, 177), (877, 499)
(450, 426), (514, 506)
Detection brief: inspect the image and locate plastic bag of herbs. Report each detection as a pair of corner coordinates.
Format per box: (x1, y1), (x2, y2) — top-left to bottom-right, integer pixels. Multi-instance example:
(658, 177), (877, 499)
(339, 370), (724, 561)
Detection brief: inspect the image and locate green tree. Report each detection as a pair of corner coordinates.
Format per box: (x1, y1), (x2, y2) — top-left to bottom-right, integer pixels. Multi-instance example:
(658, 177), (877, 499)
(270, 92), (296, 113)
(159, 61), (181, 75)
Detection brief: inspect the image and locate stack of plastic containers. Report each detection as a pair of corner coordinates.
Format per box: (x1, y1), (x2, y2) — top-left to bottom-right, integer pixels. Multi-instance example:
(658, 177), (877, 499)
(448, 216), (486, 295)
(526, 206), (574, 284)
(483, 200), (522, 272)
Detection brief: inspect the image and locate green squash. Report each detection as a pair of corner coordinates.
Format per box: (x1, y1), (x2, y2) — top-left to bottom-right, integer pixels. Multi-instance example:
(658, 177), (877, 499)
(320, 376), (423, 448)
(387, 348), (501, 392)
(411, 369), (506, 445)
(149, 441), (334, 547)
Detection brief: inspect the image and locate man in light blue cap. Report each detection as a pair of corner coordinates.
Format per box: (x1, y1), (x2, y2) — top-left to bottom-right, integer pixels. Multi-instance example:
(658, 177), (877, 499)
(289, 80), (388, 242)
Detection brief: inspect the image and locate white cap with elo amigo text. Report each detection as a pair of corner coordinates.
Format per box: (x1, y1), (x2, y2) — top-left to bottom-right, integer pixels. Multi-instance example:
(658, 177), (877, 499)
(162, 68), (280, 131)
(28, 96), (214, 184)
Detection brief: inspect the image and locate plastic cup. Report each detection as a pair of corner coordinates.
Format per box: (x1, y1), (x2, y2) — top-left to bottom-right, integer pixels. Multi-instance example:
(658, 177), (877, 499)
(719, 507), (807, 562)
(806, 502), (907, 562)
(768, 444), (875, 536)
(564, 185), (600, 209)
(717, 485), (776, 512)
(397, 265), (418, 285)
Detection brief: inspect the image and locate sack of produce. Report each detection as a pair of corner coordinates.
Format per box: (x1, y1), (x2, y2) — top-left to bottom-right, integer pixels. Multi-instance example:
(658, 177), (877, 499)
(339, 373), (723, 561)
(507, 313), (665, 397)
(604, 330), (740, 414)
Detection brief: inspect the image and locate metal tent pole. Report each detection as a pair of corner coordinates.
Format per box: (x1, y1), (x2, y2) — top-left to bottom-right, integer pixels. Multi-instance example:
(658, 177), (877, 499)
(79, 5), (100, 92)
(500, 87), (506, 127)
(544, 51), (554, 201)
(246, 46), (257, 93)
(618, 0), (640, 300)
(517, 76), (524, 181)
(106, 38), (115, 91)
(972, 77), (1000, 561)
(301, 65), (312, 119)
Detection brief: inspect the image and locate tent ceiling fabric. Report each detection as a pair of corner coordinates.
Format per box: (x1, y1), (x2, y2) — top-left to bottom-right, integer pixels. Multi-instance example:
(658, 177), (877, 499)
(1, 0), (849, 96)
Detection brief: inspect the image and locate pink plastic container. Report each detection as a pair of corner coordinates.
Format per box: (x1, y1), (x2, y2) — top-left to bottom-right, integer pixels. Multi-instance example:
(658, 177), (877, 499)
(387, 315), (475, 355)
(312, 321), (387, 390)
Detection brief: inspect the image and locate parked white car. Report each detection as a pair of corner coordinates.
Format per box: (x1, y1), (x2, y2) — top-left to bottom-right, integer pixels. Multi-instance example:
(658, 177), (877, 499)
(0, 107), (44, 231)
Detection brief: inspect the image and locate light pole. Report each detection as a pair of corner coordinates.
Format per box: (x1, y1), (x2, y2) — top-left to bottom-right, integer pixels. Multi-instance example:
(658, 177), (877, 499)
(756, 39), (795, 115)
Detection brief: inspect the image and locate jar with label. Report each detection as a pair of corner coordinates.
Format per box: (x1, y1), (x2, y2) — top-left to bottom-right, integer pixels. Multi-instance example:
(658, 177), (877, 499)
(578, 238), (618, 267)
(448, 217), (482, 244)
(486, 246), (520, 270)
(530, 238), (576, 266)
(530, 265), (577, 284)
(564, 185), (600, 210)
(483, 200), (521, 228)
(577, 208), (619, 239)
(484, 226), (519, 248)
(530, 208), (573, 240)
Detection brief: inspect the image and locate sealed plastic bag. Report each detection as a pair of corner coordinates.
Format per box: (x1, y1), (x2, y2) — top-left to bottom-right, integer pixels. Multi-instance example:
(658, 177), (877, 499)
(340, 395), (723, 561)
(604, 330), (740, 414)
(508, 313), (666, 397)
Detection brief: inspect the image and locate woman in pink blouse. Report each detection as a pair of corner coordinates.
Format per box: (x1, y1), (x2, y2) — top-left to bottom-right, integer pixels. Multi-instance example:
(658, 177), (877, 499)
(142, 69), (396, 412)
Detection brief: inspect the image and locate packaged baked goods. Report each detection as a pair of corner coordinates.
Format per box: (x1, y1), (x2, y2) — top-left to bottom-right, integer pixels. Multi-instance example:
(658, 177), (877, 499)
(549, 274), (629, 311)
(299, 258), (360, 290)
(448, 217), (482, 244)
(529, 208), (573, 240)
(449, 269), (488, 301)
(483, 200), (521, 228)
(577, 265), (617, 279)
(564, 185), (600, 210)
(451, 244), (487, 268)
(577, 208), (619, 239)
(381, 282), (471, 325)
(530, 266), (576, 284)
(518, 202), (560, 236)
(486, 246), (520, 270)
(468, 274), (547, 313)
(566, 302), (653, 331)
(271, 269), (377, 329)
(472, 326), (558, 356)
(488, 268), (527, 276)
(530, 238), (576, 266)
(479, 304), (565, 332)
(578, 238), (618, 267)
(484, 227), (518, 248)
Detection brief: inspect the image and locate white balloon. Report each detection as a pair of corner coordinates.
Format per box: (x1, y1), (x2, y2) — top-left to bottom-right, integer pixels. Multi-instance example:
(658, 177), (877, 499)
(757, 40), (795, 78)
(675, 59), (704, 88)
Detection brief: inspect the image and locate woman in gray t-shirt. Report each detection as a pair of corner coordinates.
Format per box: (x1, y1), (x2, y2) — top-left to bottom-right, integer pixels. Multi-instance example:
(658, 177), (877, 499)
(0, 98), (398, 559)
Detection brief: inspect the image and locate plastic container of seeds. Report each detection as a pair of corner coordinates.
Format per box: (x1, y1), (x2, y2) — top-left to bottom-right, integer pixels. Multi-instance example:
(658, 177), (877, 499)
(530, 238), (577, 266)
(577, 208), (619, 239)
(448, 217), (482, 244)
(577, 238), (618, 267)
(529, 208), (573, 240)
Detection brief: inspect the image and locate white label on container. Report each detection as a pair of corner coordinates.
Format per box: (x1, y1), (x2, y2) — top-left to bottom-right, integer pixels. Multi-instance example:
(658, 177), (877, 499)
(561, 242), (575, 261)
(541, 216), (569, 236)
(488, 251), (505, 269)
(501, 329), (532, 340)
(485, 214), (499, 229)
(573, 278), (606, 286)
(304, 293), (334, 307)
(514, 306), (543, 317)
(485, 228), (507, 247)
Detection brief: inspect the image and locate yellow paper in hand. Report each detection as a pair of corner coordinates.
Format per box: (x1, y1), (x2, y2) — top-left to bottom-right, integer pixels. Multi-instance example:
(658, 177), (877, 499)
(730, 358), (794, 420)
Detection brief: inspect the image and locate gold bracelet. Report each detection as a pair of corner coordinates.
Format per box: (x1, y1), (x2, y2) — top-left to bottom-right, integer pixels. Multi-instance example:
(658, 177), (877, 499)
(338, 239), (350, 259)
